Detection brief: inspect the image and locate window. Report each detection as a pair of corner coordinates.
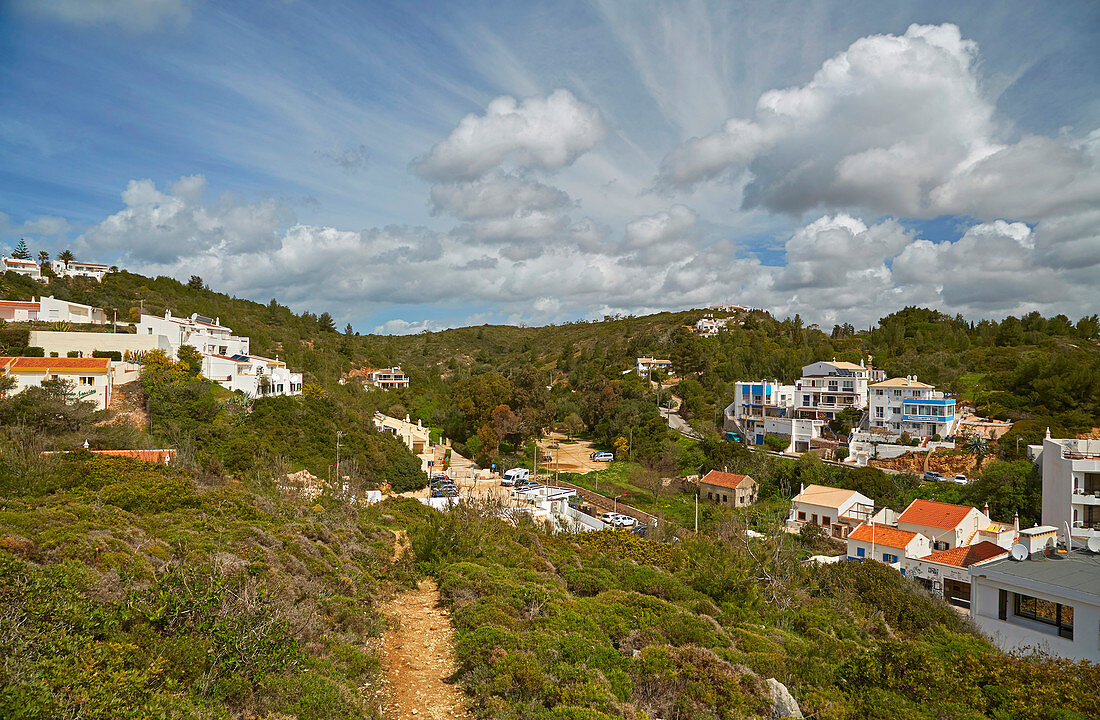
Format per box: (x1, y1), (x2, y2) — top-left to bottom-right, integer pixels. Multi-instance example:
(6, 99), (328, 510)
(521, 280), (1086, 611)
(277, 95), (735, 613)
(933, 541), (949, 551)
(856, 547), (865, 558)
(822, 516), (831, 526)
(722, 494), (727, 503)
(811, 514), (818, 524)
(797, 511), (806, 521)
(79, 376), (94, 385)
(708, 492), (713, 500)
(882, 553), (898, 563)
(1014, 593), (1073, 639)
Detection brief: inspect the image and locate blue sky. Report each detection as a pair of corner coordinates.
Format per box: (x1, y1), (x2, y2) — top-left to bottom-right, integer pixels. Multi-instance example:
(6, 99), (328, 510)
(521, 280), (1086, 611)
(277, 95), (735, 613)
(2, 0), (1098, 332)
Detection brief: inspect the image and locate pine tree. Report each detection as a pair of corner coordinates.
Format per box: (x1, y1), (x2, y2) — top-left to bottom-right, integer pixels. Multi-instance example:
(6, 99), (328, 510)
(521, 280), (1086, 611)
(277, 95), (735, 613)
(12, 239), (30, 259)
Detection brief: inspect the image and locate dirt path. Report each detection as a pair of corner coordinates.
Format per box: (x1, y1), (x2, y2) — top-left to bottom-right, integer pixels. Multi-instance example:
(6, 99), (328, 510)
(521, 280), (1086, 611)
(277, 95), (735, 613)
(379, 531), (469, 719)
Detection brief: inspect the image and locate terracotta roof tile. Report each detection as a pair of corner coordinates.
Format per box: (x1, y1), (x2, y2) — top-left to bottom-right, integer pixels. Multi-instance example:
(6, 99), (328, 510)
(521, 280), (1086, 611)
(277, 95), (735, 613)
(40, 449), (176, 464)
(920, 541), (1008, 567)
(700, 470), (755, 489)
(1, 356), (111, 372)
(847, 523), (920, 549)
(898, 499), (975, 530)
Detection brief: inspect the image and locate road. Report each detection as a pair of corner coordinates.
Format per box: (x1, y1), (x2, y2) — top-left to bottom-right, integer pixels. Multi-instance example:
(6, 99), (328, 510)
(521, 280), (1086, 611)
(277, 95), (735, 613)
(659, 406), (702, 440)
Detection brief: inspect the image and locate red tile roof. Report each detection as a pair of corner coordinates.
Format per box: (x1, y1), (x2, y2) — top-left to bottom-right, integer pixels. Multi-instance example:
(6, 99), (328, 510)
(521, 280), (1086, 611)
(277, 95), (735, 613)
(898, 499), (975, 530)
(920, 541), (1008, 567)
(3, 258), (39, 267)
(41, 449), (176, 464)
(0, 300), (39, 308)
(847, 523), (921, 550)
(0, 356), (111, 373)
(701, 470), (755, 489)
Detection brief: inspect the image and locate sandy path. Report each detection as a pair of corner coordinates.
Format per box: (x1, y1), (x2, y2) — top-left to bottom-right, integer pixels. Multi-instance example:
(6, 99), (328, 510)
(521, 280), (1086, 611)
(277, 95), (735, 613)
(379, 531), (469, 719)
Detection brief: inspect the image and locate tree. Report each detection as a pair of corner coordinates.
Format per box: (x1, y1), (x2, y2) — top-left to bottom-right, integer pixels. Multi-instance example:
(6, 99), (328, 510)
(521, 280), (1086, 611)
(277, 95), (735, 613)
(57, 249), (75, 264)
(964, 434), (991, 471)
(187, 275), (206, 290)
(37, 250), (49, 268)
(176, 345), (203, 376)
(561, 412), (585, 439)
(318, 312), (336, 332)
(344, 323), (354, 335)
(12, 239), (30, 259)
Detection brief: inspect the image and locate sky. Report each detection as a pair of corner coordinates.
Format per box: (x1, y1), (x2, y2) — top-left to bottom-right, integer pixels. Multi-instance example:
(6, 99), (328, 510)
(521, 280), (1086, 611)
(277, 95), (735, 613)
(1, 0), (1098, 333)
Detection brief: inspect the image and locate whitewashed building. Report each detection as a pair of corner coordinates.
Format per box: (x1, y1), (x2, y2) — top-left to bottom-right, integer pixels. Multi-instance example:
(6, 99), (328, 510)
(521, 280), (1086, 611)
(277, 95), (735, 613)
(202, 353), (302, 398)
(896, 499), (1016, 552)
(341, 366), (410, 390)
(794, 359), (871, 421)
(2, 256), (46, 282)
(51, 259), (112, 282)
(0, 356), (114, 410)
(1035, 432), (1100, 547)
(845, 522), (931, 568)
(636, 357), (673, 375)
(138, 310), (250, 359)
(903, 541), (1009, 610)
(969, 528), (1100, 662)
(869, 376), (958, 439)
(788, 484), (876, 539)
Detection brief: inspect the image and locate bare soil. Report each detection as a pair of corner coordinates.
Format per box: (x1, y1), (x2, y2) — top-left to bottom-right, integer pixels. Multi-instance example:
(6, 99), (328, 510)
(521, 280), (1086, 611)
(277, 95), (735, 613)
(378, 531), (469, 719)
(538, 433), (603, 473)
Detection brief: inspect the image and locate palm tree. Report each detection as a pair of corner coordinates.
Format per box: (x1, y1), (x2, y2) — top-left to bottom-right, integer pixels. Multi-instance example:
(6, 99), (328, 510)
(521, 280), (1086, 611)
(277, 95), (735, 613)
(37, 250), (49, 268)
(965, 434), (991, 472)
(57, 249), (75, 265)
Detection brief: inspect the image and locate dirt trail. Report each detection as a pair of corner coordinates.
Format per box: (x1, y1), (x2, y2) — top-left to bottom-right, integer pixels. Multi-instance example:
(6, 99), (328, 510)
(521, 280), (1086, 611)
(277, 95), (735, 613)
(378, 531), (469, 719)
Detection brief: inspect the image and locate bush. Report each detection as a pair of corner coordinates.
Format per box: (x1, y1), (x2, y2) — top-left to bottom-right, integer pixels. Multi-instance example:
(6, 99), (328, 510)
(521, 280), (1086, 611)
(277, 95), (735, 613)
(66, 350), (81, 358)
(92, 350), (122, 361)
(762, 436), (788, 452)
(22, 346), (44, 357)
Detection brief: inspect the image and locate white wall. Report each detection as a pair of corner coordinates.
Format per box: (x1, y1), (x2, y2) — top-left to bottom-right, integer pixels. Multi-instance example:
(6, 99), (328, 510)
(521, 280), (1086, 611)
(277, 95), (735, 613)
(29, 330), (167, 358)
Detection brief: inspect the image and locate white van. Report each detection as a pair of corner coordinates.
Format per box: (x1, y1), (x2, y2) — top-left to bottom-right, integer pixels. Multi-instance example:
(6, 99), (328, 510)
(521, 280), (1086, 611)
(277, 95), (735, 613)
(591, 452), (613, 462)
(501, 468), (530, 486)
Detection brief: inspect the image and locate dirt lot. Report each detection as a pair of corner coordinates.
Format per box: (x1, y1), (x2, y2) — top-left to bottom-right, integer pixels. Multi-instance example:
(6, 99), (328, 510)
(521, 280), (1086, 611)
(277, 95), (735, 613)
(537, 433), (608, 474)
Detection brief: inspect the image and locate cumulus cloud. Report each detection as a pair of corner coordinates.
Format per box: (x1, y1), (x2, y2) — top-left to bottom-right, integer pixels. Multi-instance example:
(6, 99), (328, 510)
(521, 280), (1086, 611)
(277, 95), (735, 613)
(78, 175), (292, 264)
(413, 89), (606, 181)
(0, 212), (72, 239)
(659, 23), (1009, 217)
(15, 0), (191, 32)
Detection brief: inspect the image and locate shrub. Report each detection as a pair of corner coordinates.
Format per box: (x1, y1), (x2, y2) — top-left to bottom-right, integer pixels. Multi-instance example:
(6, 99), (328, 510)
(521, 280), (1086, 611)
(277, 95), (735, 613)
(92, 350), (122, 361)
(22, 346), (45, 357)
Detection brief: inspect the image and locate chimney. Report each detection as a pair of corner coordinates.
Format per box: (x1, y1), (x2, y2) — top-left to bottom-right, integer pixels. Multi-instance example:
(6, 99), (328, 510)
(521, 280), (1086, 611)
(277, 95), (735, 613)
(1013, 511), (1019, 534)
(983, 502), (990, 517)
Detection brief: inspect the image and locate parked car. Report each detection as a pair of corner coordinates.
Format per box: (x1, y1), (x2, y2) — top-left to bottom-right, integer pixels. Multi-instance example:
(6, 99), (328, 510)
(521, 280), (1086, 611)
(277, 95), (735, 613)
(431, 486), (459, 498)
(613, 514), (636, 528)
(501, 467), (529, 486)
(923, 471), (945, 482)
(952, 474), (968, 485)
(600, 512), (616, 525)
(591, 452), (614, 462)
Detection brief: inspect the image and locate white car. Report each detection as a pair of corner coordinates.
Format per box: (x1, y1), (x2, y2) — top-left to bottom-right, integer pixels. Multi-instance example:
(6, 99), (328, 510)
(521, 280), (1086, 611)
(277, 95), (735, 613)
(591, 452), (614, 462)
(952, 474), (968, 485)
(612, 514), (636, 528)
(600, 512), (616, 525)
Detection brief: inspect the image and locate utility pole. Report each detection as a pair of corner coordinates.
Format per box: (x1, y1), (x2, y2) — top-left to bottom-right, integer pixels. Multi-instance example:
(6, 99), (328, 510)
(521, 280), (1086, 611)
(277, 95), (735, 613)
(694, 490), (698, 534)
(336, 430), (343, 480)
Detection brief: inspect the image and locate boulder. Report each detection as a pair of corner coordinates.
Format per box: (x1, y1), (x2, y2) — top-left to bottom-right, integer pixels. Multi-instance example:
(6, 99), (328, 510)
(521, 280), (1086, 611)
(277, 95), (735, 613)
(766, 678), (803, 719)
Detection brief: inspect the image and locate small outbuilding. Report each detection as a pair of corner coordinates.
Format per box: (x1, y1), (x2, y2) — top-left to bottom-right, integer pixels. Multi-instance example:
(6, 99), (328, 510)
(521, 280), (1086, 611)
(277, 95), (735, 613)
(699, 470), (758, 508)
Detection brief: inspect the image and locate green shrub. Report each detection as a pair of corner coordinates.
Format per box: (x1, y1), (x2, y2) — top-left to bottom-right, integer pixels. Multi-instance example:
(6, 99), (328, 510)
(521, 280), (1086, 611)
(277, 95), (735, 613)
(22, 345), (45, 357)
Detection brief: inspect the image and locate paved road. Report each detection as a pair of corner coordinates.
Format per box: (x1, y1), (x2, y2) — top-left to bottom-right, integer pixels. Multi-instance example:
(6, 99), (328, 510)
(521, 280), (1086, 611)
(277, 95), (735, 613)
(659, 407), (702, 440)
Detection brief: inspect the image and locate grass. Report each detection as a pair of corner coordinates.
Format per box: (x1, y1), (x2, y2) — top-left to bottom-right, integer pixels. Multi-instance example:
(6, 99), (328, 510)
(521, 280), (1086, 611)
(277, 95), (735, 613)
(557, 462), (698, 528)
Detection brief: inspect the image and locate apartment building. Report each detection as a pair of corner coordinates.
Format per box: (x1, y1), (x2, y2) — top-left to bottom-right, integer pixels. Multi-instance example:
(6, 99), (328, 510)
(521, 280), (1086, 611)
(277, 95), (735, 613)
(794, 359), (871, 421)
(202, 354), (302, 398)
(1036, 432), (1100, 546)
(51, 259), (112, 282)
(0, 356), (113, 410)
(138, 310), (250, 359)
(969, 528), (1100, 662)
(869, 375), (958, 439)
(2, 256), (46, 282)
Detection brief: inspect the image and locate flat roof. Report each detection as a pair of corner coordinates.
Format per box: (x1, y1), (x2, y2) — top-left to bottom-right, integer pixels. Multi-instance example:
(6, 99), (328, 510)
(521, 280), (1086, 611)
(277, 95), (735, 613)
(976, 551), (1100, 598)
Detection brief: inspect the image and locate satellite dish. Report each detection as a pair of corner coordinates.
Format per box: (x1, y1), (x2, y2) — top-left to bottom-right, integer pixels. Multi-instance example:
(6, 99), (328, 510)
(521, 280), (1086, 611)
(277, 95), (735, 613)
(1087, 537), (1100, 553)
(1010, 544), (1029, 561)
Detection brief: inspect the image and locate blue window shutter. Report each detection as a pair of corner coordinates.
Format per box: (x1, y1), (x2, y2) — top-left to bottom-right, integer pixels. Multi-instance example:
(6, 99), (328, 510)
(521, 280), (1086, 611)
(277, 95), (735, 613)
(856, 547), (865, 557)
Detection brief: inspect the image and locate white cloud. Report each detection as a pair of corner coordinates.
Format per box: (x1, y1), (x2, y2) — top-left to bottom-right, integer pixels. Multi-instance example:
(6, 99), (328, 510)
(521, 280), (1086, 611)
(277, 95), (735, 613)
(15, 0), (191, 32)
(429, 173), (571, 220)
(0, 212), (72, 238)
(658, 23), (1000, 217)
(413, 89), (606, 181)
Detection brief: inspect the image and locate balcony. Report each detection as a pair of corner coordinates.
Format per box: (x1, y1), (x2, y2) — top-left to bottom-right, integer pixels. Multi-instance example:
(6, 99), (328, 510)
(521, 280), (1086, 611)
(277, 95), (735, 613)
(902, 413), (954, 423)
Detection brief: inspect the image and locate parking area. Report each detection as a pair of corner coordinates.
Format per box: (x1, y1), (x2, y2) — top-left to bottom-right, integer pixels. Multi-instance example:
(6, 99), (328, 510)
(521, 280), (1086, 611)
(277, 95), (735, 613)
(537, 433), (610, 474)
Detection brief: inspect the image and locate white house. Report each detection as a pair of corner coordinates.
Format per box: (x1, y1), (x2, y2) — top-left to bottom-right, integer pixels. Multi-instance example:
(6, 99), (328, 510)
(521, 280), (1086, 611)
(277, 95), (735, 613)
(1035, 432), (1100, 546)
(869, 376), (958, 440)
(903, 541), (1009, 609)
(51, 259), (112, 282)
(0, 356), (113, 411)
(788, 484), (875, 539)
(137, 310), (250, 359)
(2, 257), (46, 282)
(794, 359), (871, 421)
(202, 353), (302, 398)
(896, 499), (1016, 552)
(343, 366), (410, 390)
(846, 522), (931, 568)
(636, 357), (673, 375)
(0, 300), (41, 322)
(725, 379), (827, 452)
(969, 536), (1100, 662)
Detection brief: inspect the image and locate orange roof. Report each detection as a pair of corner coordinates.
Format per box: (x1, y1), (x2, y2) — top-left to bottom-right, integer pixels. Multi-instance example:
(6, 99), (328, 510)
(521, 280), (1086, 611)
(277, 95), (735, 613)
(848, 523), (921, 549)
(0, 300), (39, 308)
(898, 499), (975, 530)
(0, 356), (111, 373)
(40, 449), (177, 464)
(921, 541), (1008, 568)
(3, 258), (39, 266)
(701, 470), (755, 489)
